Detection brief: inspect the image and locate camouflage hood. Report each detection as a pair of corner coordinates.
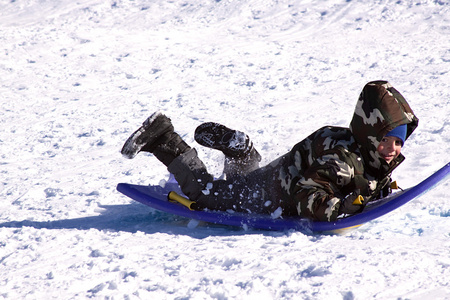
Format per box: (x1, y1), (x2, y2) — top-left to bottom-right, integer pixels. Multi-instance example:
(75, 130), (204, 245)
(349, 81), (419, 178)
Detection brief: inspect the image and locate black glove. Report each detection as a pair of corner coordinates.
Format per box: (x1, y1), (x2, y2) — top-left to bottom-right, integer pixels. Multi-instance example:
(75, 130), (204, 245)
(339, 191), (365, 215)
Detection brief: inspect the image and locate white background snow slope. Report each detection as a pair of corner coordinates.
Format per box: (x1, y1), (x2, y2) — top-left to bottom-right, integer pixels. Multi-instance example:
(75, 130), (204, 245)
(1, 0), (449, 299)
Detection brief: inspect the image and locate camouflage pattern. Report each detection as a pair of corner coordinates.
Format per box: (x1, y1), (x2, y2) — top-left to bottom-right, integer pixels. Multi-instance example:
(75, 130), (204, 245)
(265, 80), (419, 221)
(168, 80), (419, 222)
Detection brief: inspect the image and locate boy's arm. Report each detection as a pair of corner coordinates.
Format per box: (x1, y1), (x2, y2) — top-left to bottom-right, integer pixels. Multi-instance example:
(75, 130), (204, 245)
(291, 153), (359, 222)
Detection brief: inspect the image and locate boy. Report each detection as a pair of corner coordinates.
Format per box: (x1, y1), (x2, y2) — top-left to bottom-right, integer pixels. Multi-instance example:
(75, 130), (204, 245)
(121, 80), (418, 222)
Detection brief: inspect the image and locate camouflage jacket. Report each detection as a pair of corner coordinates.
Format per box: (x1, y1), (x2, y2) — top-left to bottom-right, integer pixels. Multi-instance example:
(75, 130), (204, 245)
(270, 81), (419, 221)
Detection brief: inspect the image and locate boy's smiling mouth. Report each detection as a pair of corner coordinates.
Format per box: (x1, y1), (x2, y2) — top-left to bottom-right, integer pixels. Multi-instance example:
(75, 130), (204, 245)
(379, 153), (395, 163)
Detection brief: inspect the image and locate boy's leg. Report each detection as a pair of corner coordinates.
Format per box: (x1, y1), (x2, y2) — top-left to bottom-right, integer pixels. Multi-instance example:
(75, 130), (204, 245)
(121, 113), (273, 214)
(169, 152), (280, 214)
(167, 148), (214, 202)
(121, 112), (219, 207)
(194, 122), (261, 177)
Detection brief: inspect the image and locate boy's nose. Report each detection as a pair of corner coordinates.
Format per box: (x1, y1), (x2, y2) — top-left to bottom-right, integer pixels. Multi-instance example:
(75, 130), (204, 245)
(388, 141), (396, 150)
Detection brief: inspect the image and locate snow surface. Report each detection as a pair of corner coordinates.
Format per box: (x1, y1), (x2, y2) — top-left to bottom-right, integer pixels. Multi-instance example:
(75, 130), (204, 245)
(1, 0), (449, 299)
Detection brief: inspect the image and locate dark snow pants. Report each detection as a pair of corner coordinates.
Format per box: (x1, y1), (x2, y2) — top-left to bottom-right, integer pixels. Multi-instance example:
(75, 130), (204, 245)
(167, 148), (281, 214)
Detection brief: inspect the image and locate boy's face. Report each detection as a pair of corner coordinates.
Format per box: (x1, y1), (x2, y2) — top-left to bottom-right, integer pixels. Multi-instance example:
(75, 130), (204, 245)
(377, 136), (402, 164)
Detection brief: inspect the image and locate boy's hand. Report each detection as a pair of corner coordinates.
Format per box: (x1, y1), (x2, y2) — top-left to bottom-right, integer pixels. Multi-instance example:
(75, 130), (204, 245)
(339, 192), (365, 215)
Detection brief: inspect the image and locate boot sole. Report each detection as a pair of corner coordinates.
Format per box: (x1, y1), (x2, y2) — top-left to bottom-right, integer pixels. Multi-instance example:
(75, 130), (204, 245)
(194, 122), (247, 157)
(121, 112), (174, 158)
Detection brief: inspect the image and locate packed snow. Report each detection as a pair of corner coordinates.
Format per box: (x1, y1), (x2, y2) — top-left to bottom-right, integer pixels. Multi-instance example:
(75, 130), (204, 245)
(1, 0), (449, 299)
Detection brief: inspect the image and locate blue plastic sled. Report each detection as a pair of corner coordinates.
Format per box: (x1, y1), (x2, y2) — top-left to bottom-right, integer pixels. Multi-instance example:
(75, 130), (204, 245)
(117, 162), (449, 233)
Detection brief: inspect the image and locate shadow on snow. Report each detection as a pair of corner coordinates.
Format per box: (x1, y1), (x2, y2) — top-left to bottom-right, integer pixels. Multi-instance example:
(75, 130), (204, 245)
(0, 202), (306, 239)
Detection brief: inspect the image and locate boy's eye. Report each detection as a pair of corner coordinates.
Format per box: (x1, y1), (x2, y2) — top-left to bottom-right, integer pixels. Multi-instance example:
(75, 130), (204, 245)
(395, 140), (402, 146)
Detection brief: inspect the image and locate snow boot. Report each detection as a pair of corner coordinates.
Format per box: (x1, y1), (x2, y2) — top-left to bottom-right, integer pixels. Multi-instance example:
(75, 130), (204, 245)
(194, 122), (261, 176)
(121, 111), (191, 166)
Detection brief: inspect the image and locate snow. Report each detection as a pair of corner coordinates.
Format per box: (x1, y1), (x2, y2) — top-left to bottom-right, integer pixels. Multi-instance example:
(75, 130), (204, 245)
(0, 0), (449, 299)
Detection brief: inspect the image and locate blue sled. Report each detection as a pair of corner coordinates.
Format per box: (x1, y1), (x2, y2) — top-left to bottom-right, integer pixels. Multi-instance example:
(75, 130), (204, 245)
(117, 162), (449, 233)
